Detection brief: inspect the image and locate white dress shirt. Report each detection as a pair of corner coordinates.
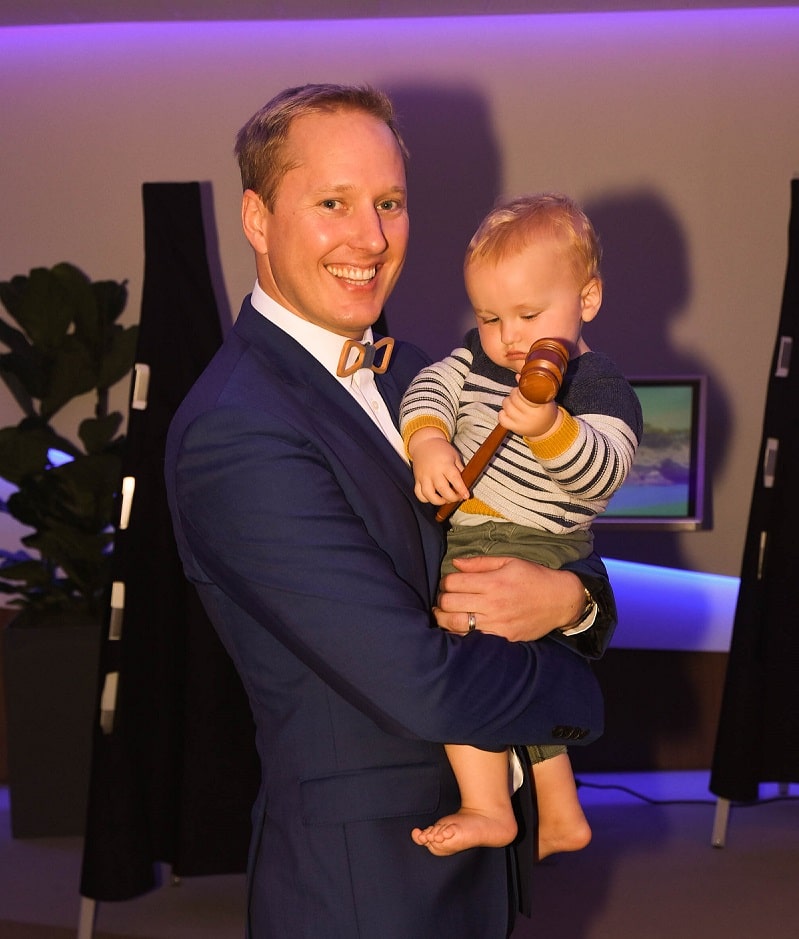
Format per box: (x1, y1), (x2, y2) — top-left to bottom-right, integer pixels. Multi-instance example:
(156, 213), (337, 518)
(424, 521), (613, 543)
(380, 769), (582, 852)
(249, 282), (408, 462)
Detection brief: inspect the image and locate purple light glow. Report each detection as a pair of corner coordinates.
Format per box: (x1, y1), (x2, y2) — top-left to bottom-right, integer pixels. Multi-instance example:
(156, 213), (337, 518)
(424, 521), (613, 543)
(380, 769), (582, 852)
(605, 558), (738, 652)
(1, 7), (799, 57)
(0, 8), (797, 95)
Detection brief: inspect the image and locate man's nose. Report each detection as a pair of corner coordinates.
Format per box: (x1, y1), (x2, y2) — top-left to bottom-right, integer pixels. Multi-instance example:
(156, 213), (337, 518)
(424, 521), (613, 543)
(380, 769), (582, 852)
(351, 206), (388, 252)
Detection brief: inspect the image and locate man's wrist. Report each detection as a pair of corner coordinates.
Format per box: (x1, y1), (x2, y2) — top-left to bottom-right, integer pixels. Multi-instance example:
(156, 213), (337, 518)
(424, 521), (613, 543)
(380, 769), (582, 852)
(559, 586), (598, 636)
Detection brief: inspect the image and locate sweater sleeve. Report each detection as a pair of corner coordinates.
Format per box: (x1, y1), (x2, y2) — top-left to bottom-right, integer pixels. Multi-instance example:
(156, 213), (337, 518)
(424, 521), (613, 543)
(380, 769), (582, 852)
(523, 353), (643, 504)
(525, 406), (640, 501)
(399, 345), (473, 449)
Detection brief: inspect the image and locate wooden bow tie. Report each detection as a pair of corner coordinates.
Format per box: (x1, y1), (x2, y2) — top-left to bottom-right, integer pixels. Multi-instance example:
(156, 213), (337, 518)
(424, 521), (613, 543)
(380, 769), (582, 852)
(336, 337), (395, 378)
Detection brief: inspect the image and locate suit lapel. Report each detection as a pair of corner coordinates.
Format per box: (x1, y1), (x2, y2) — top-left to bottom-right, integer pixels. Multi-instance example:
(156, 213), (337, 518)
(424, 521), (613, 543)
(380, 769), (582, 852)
(233, 301), (444, 601)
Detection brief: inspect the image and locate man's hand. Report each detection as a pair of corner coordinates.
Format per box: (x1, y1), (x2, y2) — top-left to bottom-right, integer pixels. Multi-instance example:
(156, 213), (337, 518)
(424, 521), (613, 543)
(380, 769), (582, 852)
(433, 555), (586, 641)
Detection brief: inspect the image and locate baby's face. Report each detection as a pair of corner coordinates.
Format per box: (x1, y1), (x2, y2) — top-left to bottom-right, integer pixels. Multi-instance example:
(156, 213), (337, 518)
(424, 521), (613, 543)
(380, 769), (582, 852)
(466, 239), (600, 371)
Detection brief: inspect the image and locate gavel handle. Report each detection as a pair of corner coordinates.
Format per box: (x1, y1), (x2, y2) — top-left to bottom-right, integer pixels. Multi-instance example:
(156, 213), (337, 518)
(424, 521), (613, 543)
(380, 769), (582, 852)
(435, 422), (508, 523)
(433, 337), (568, 524)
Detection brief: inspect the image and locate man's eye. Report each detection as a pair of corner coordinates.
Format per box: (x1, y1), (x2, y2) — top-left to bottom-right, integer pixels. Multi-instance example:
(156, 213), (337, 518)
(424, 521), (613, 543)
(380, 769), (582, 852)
(378, 199), (400, 211)
(321, 199), (340, 209)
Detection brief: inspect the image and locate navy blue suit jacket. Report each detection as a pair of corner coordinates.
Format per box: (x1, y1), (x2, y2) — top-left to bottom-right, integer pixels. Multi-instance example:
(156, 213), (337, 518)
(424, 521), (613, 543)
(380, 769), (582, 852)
(165, 298), (606, 938)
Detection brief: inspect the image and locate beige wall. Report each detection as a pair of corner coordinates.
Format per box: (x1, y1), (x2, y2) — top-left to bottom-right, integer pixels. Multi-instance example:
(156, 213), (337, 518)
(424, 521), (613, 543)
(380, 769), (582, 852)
(1, 8), (798, 578)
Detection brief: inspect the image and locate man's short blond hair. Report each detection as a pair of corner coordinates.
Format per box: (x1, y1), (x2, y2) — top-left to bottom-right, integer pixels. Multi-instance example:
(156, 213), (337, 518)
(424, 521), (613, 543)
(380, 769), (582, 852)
(235, 83), (409, 211)
(465, 193), (601, 288)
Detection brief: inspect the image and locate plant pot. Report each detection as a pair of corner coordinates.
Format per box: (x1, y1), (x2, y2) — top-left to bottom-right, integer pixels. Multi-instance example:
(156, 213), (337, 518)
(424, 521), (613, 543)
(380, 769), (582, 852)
(2, 613), (102, 838)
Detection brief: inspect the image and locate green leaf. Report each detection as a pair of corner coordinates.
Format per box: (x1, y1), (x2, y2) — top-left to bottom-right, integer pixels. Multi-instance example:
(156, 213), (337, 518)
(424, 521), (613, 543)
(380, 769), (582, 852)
(40, 334), (97, 419)
(25, 524), (113, 598)
(12, 266), (79, 350)
(0, 556), (54, 590)
(0, 422), (78, 486)
(0, 350), (38, 417)
(93, 278), (129, 327)
(98, 324), (138, 391)
(11, 453), (121, 533)
(0, 314), (32, 356)
(79, 413), (124, 454)
(0, 275), (32, 326)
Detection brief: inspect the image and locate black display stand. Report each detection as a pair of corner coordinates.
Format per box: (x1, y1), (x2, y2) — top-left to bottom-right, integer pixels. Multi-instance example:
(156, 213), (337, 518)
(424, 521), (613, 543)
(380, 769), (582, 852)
(709, 179), (799, 844)
(78, 183), (259, 936)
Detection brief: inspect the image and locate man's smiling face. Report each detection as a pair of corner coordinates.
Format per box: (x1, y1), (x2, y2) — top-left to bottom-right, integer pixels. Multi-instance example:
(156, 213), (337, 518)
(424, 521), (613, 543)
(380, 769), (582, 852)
(252, 107), (409, 339)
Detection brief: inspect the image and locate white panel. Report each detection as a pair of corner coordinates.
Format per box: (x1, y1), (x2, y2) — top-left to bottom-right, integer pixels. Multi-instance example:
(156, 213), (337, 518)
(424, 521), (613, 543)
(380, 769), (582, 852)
(606, 558), (738, 652)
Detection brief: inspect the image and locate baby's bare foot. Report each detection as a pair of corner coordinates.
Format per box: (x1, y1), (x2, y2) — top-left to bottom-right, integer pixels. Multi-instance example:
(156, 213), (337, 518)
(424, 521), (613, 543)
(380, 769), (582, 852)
(537, 817), (592, 860)
(411, 807), (517, 856)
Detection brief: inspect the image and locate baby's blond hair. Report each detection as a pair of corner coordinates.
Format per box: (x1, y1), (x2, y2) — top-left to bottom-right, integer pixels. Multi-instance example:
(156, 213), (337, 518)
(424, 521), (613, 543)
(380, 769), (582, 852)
(465, 193), (601, 289)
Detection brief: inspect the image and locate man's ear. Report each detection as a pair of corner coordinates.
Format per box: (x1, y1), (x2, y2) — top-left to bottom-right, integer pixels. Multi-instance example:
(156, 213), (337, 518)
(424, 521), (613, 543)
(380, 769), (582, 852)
(241, 189), (269, 255)
(580, 277), (602, 323)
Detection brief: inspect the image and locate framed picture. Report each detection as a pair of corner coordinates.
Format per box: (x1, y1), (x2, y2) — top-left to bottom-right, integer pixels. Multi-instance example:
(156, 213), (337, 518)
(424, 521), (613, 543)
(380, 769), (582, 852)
(595, 376), (707, 531)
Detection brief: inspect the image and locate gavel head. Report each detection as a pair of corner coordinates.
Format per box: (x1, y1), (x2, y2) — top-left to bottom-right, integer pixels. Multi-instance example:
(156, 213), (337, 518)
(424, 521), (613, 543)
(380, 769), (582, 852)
(517, 338), (570, 404)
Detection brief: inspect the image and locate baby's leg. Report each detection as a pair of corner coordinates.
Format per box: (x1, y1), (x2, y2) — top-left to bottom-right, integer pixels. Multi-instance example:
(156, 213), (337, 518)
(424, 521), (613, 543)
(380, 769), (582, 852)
(530, 750), (591, 859)
(411, 745), (517, 856)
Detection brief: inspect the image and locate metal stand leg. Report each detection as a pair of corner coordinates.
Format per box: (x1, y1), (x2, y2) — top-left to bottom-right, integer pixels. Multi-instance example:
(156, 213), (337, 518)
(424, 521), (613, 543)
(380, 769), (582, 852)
(713, 783), (792, 848)
(77, 896), (97, 939)
(711, 797), (731, 848)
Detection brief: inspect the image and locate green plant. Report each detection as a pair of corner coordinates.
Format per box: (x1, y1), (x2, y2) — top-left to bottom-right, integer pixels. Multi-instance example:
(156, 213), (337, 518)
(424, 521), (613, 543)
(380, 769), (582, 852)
(0, 262), (138, 621)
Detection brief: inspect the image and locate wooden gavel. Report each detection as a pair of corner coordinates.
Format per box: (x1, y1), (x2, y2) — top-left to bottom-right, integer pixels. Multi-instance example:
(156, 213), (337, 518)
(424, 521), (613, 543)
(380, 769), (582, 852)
(435, 337), (569, 523)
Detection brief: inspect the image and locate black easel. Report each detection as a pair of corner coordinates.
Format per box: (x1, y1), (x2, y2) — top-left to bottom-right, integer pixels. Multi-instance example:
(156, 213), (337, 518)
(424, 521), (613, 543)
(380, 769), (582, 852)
(709, 179), (799, 845)
(78, 183), (258, 936)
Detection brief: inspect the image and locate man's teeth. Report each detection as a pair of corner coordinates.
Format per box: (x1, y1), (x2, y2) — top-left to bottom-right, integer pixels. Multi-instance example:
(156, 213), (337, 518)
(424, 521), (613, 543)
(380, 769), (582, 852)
(326, 265), (376, 283)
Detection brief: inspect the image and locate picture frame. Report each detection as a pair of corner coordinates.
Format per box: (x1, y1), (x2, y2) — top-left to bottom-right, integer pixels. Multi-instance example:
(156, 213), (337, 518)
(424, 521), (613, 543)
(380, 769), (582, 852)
(595, 376), (707, 531)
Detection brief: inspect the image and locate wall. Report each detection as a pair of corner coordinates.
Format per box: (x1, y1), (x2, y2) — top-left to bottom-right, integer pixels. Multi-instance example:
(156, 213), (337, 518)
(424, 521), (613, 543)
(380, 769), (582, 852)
(1, 7), (798, 581)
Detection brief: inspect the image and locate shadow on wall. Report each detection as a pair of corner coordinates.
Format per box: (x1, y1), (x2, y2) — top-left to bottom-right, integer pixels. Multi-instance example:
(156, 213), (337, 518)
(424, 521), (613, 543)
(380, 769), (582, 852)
(381, 84), (502, 362)
(584, 189), (731, 571)
(576, 193), (732, 778)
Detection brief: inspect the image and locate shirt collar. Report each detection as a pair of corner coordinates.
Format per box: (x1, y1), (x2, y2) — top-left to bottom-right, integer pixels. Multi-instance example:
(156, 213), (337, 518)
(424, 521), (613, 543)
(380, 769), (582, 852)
(250, 281), (374, 380)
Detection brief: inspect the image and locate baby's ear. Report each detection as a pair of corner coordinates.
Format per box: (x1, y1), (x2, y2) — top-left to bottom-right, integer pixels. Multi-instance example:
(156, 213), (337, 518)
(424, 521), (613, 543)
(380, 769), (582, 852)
(580, 277), (602, 323)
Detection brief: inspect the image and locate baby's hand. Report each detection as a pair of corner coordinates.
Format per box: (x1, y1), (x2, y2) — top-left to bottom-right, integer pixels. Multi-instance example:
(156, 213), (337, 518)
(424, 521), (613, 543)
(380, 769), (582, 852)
(499, 386), (560, 439)
(409, 433), (469, 505)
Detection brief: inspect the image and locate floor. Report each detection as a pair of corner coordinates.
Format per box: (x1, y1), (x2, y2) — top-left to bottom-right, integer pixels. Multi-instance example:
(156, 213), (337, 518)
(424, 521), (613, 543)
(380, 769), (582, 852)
(0, 772), (796, 939)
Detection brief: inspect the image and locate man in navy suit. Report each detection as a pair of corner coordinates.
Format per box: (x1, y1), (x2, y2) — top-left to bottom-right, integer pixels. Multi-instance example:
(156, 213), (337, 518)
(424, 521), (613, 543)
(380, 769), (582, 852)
(165, 84), (614, 938)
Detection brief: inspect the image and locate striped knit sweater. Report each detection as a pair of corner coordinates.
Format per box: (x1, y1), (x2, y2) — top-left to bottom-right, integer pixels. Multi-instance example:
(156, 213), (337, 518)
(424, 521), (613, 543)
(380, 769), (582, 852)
(399, 329), (643, 533)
